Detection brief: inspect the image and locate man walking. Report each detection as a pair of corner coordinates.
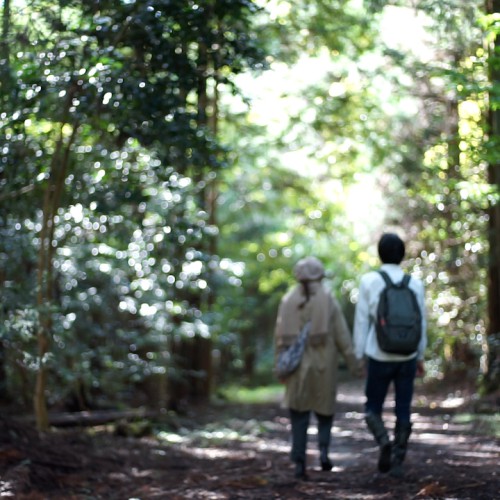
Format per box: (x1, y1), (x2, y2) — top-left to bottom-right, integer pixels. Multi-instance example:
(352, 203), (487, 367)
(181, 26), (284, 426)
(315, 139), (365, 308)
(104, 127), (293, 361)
(353, 233), (427, 478)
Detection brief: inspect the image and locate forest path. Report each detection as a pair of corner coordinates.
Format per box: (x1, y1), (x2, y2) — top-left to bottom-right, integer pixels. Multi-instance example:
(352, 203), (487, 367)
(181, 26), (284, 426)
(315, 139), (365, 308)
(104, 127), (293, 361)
(1, 378), (499, 499)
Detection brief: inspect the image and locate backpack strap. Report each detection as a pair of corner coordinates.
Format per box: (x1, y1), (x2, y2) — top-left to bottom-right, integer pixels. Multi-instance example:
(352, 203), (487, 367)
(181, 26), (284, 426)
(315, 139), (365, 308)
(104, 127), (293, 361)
(401, 274), (411, 287)
(379, 270), (411, 288)
(378, 270), (392, 286)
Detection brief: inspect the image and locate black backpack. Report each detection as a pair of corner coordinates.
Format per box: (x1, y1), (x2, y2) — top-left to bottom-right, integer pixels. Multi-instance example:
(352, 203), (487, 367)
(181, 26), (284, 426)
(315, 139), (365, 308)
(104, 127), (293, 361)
(375, 271), (422, 355)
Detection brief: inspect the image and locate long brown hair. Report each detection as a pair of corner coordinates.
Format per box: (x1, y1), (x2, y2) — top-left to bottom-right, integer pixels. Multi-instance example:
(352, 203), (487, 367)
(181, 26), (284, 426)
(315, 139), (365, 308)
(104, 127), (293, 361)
(298, 280), (311, 309)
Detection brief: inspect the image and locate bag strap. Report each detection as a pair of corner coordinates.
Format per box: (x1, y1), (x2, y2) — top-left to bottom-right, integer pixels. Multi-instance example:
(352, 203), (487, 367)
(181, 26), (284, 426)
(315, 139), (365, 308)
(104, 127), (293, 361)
(379, 270), (411, 288)
(299, 320), (311, 340)
(378, 270), (392, 286)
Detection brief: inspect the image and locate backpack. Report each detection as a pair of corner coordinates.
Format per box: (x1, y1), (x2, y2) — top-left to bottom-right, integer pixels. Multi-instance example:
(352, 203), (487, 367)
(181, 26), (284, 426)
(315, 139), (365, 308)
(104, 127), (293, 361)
(375, 271), (422, 355)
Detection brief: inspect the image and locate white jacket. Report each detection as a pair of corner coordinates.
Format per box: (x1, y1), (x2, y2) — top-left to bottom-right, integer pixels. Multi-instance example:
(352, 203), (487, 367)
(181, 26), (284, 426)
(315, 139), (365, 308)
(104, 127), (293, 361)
(353, 263), (427, 362)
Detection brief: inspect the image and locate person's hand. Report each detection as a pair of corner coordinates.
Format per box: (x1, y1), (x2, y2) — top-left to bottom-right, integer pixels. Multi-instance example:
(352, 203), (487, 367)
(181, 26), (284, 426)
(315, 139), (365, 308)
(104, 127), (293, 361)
(354, 358), (365, 378)
(416, 360), (425, 378)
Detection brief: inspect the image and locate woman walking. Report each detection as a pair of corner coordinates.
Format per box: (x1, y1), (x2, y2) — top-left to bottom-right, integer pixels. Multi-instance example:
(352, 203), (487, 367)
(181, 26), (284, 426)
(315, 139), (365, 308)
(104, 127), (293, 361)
(275, 256), (362, 480)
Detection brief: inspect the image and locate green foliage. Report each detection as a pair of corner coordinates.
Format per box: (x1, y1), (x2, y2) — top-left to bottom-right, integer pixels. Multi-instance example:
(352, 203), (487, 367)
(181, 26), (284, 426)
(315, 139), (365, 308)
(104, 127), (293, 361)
(453, 412), (500, 438)
(0, 0), (267, 408)
(368, 0), (489, 379)
(0, 0), (497, 413)
(217, 384), (283, 404)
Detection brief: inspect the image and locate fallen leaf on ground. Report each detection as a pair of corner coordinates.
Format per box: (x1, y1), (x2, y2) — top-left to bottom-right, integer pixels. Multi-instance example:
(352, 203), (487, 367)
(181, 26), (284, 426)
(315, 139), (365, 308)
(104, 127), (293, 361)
(416, 481), (447, 497)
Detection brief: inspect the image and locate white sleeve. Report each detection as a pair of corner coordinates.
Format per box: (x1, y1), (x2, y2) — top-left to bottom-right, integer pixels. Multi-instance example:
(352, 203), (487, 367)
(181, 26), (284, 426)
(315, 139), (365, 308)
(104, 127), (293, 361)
(415, 280), (427, 360)
(353, 277), (371, 360)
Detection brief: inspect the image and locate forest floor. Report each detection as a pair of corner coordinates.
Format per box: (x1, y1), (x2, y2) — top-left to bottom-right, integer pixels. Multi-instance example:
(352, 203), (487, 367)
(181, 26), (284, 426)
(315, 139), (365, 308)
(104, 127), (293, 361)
(1, 377), (499, 500)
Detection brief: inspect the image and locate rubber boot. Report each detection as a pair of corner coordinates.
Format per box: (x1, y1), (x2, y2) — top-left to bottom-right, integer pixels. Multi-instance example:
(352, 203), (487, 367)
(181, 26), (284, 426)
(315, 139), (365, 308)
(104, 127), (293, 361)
(317, 413), (334, 471)
(365, 413), (392, 473)
(389, 421), (412, 478)
(319, 446), (333, 471)
(290, 409), (310, 479)
(294, 460), (307, 479)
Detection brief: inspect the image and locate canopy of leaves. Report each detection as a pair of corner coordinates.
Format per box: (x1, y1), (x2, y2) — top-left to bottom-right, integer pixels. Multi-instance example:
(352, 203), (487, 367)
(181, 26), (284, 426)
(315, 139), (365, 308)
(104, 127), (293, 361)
(0, 0), (497, 412)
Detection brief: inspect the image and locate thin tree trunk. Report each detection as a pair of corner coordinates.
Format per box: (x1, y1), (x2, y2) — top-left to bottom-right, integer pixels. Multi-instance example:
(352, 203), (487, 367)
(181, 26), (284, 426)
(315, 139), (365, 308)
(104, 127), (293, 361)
(1, 0), (10, 76)
(208, 46), (219, 249)
(35, 119), (79, 431)
(206, 46), (220, 302)
(484, 0), (500, 393)
(0, 0), (11, 402)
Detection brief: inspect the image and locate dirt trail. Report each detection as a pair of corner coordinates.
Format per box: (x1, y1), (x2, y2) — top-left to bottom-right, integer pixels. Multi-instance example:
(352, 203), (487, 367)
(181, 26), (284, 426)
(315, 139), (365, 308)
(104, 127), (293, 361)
(1, 378), (499, 499)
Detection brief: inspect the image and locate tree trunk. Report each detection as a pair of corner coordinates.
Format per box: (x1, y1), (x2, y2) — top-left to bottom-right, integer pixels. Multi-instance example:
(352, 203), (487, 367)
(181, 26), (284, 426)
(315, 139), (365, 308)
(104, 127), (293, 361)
(484, 0), (500, 393)
(208, 26), (220, 244)
(0, 0), (11, 404)
(35, 119), (79, 431)
(1, 0), (10, 78)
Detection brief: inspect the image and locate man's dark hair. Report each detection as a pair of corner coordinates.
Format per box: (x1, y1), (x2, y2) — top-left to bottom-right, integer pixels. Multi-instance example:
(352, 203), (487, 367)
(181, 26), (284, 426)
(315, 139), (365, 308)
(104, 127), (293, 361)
(378, 233), (405, 264)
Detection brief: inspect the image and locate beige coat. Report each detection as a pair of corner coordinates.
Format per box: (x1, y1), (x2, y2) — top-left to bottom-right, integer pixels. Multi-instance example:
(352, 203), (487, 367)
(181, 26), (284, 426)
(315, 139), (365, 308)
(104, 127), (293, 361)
(275, 281), (360, 415)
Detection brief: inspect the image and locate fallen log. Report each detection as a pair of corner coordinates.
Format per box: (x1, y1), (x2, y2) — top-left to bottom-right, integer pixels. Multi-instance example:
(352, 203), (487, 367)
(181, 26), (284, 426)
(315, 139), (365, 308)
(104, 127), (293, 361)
(16, 408), (162, 427)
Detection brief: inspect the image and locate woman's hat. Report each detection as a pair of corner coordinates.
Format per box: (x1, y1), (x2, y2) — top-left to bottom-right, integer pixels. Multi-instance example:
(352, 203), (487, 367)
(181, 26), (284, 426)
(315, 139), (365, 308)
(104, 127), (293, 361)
(293, 256), (325, 281)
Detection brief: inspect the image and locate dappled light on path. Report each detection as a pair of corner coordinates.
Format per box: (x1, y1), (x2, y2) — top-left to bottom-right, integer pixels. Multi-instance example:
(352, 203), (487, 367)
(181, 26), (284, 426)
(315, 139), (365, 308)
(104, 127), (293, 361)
(150, 378), (499, 499)
(0, 378), (498, 499)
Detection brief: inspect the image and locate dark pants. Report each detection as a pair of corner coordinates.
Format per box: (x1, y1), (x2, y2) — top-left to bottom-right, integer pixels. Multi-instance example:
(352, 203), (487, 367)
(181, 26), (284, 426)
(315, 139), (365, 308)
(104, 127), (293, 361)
(365, 357), (417, 423)
(290, 409), (333, 464)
